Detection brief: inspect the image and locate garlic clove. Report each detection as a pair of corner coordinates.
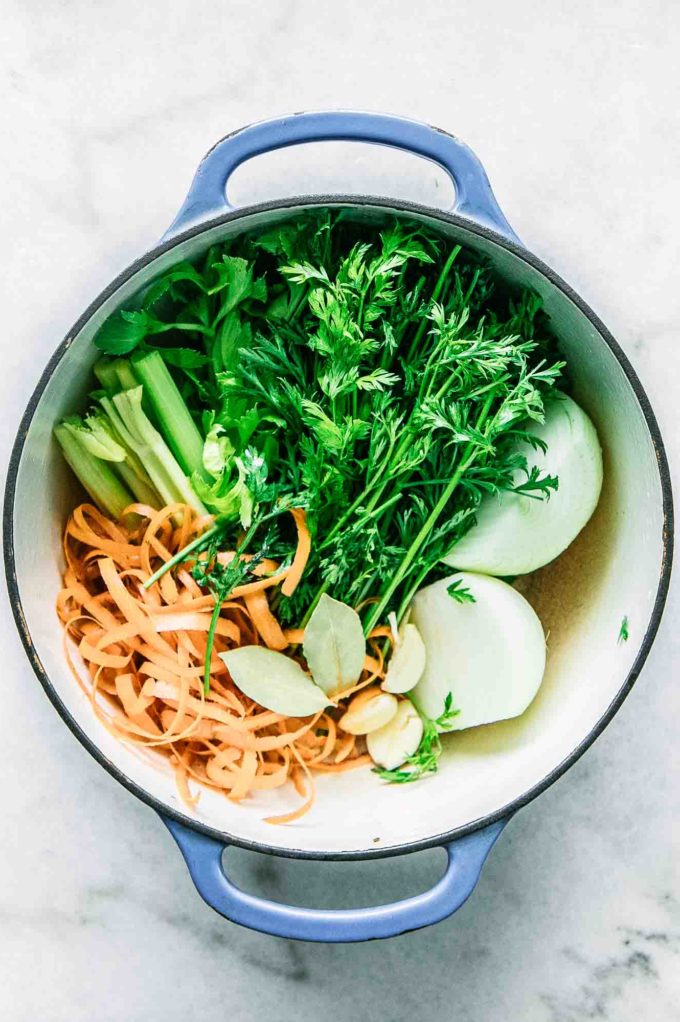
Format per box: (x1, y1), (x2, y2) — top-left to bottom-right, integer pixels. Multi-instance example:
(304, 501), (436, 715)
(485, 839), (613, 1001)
(382, 622), (426, 694)
(338, 690), (398, 735)
(368, 701), (424, 770)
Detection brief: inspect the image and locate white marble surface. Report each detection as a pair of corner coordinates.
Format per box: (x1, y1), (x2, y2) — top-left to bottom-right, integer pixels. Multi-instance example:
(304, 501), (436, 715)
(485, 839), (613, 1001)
(1, 1), (679, 1018)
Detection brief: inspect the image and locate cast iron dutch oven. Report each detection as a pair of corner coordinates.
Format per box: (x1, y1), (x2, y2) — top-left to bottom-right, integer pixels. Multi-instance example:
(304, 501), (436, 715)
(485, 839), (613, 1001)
(4, 111), (673, 942)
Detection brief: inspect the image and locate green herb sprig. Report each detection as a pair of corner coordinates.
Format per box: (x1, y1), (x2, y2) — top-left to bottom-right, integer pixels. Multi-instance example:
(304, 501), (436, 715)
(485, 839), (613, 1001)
(374, 693), (460, 783)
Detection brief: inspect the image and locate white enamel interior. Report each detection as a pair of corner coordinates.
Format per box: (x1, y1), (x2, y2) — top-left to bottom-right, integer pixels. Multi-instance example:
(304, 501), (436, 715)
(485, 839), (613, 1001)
(10, 203), (667, 856)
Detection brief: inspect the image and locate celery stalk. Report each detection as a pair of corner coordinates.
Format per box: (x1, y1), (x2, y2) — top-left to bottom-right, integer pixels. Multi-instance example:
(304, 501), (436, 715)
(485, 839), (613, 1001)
(83, 412), (158, 498)
(101, 387), (206, 514)
(115, 462), (161, 508)
(112, 358), (140, 392)
(131, 350), (206, 477)
(93, 358), (120, 394)
(54, 424), (134, 519)
(94, 356), (139, 394)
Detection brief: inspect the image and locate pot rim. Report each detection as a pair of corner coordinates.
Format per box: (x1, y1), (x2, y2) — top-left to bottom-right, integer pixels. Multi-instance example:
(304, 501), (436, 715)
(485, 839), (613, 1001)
(3, 194), (674, 861)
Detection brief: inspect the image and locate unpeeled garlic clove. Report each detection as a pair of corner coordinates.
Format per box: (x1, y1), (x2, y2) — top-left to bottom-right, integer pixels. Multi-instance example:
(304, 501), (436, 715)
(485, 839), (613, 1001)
(367, 701), (423, 770)
(382, 622), (426, 694)
(338, 690), (398, 735)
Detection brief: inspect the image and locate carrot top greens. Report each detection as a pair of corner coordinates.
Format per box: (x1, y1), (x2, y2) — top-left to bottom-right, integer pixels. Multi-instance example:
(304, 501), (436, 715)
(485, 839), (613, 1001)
(63, 210), (564, 638)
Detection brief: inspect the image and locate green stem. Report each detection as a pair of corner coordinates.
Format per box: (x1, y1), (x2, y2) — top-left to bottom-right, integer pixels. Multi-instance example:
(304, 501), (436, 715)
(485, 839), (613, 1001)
(406, 246), (460, 361)
(289, 285), (310, 322)
(171, 322), (214, 336)
(298, 578), (330, 628)
(362, 393), (495, 634)
(143, 498), (292, 592)
(317, 490), (402, 554)
(357, 289), (366, 332)
(204, 600), (222, 694)
(143, 521), (222, 589)
(352, 491), (404, 531)
(416, 332), (449, 405)
(395, 559), (433, 624)
(362, 454), (474, 634)
(202, 514), (265, 692)
(317, 430), (400, 551)
(379, 264), (410, 371)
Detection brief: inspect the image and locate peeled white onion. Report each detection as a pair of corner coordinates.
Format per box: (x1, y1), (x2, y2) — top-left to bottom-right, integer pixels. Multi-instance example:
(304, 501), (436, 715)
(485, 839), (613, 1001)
(410, 572), (546, 730)
(442, 393), (603, 576)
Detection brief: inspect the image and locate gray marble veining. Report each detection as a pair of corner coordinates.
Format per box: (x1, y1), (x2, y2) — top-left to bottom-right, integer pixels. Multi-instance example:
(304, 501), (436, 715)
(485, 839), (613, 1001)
(1, 1), (678, 1019)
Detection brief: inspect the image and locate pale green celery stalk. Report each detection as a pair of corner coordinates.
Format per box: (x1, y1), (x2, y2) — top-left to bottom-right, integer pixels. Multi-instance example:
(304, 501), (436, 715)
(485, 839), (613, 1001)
(131, 351), (206, 477)
(82, 410), (158, 498)
(100, 387), (207, 514)
(54, 424), (134, 519)
(93, 358), (121, 394)
(112, 358), (139, 392)
(81, 412), (161, 509)
(62, 415), (126, 462)
(93, 356), (139, 394)
(115, 463), (161, 508)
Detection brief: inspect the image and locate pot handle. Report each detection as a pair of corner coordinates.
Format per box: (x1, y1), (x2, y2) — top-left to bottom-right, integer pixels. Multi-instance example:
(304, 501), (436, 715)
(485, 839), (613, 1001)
(161, 814), (508, 943)
(164, 111), (518, 242)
